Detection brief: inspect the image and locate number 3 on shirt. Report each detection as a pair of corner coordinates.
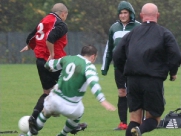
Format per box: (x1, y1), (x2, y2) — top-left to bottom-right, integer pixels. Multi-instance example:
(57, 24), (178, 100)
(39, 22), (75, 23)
(63, 63), (76, 81)
(36, 23), (44, 40)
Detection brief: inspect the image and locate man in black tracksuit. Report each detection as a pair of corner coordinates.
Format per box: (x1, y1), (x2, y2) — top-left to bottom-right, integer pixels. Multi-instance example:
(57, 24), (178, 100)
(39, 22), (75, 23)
(113, 3), (181, 136)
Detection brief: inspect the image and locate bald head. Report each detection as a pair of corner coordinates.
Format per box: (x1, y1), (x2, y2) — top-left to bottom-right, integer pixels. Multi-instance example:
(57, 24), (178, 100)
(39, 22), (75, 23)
(51, 3), (68, 21)
(140, 3), (159, 22)
(142, 3), (158, 15)
(51, 3), (68, 13)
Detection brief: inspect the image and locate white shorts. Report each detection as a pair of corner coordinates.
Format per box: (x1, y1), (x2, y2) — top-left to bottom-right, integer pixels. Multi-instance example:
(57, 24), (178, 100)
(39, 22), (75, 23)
(44, 91), (84, 120)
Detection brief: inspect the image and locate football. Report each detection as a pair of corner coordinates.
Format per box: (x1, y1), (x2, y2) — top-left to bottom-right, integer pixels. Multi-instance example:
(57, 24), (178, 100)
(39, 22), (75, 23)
(18, 116), (30, 133)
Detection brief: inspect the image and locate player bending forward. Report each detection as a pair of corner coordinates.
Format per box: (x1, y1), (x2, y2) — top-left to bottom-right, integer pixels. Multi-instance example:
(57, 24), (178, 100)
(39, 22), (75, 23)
(26, 45), (116, 136)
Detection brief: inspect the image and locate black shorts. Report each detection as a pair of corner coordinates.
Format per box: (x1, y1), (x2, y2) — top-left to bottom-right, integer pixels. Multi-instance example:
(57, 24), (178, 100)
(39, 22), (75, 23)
(114, 68), (126, 89)
(127, 76), (164, 117)
(36, 58), (61, 90)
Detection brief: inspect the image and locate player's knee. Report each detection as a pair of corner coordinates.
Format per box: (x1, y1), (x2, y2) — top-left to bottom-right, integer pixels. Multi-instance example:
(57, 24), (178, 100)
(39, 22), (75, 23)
(42, 110), (51, 118)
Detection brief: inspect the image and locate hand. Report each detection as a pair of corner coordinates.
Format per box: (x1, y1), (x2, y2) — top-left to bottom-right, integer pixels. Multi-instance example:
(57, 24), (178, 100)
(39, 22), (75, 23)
(101, 100), (116, 111)
(170, 75), (176, 81)
(20, 45), (30, 52)
(47, 54), (54, 61)
(118, 88), (127, 97)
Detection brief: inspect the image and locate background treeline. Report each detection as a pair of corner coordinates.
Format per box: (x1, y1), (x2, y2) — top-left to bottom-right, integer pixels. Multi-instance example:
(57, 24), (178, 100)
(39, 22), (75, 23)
(0, 0), (180, 63)
(1, 0), (180, 45)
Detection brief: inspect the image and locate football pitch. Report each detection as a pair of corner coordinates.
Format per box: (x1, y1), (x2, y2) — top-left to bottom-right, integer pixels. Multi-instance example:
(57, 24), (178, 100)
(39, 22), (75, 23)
(0, 64), (181, 136)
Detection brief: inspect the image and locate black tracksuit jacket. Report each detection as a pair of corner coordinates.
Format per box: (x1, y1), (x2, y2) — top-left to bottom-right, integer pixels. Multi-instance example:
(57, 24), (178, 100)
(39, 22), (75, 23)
(113, 21), (181, 80)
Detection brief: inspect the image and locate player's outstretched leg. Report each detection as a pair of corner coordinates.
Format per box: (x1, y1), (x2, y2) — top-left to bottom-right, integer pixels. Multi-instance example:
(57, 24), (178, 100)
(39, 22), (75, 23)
(28, 112), (49, 136)
(28, 116), (38, 135)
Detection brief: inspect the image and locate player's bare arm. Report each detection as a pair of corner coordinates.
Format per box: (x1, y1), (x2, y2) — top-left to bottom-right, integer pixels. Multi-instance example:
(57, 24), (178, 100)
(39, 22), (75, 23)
(46, 41), (54, 61)
(20, 45), (31, 52)
(101, 100), (116, 111)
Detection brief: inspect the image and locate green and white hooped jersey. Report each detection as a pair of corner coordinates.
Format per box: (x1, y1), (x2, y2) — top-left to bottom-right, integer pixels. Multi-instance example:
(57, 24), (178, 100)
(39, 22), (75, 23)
(45, 54), (105, 104)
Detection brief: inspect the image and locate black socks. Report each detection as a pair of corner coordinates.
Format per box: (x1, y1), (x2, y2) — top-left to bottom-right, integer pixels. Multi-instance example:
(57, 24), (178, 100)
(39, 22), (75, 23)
(32, 93), (48, 119)
(140, 118), (158, 133)
(126, 118), (158, 136)
(118, 96), (128, 124)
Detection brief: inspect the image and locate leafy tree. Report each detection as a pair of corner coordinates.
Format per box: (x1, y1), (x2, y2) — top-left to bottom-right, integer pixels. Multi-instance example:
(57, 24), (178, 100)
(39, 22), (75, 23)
(0, 0), (71, 31)
(0, 0), (181, 46)
(23, 0), (73, 31)
(0, 0), (26, 32)
(66, 0), (119, 43)
(67, 0), (181, 46)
